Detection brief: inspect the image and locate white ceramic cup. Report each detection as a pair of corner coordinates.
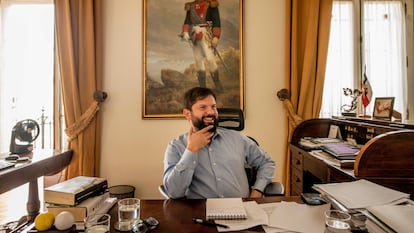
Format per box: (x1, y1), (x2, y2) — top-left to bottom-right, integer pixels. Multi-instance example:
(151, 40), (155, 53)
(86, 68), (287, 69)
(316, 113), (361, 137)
(116, 198), (141, 231)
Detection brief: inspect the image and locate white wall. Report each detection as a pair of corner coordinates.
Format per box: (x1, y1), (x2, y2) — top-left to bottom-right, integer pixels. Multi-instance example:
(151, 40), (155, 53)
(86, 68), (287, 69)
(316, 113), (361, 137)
(100, 0), (287, 199)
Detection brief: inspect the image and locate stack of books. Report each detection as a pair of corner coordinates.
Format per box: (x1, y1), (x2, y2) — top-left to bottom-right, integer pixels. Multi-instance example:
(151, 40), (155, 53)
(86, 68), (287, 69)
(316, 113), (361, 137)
(44, 176), (116, 230)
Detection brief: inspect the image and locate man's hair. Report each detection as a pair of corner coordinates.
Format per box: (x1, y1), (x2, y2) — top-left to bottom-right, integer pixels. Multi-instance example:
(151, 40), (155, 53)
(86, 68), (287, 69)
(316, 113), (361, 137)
(183, 87), (216, 110)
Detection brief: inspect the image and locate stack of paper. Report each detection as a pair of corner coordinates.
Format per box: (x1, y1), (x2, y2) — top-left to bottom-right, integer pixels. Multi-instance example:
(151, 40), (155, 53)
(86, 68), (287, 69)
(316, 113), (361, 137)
(313, 179), (410, 209)
(365, 203), (414, 233)
(214, 201), (330, 233)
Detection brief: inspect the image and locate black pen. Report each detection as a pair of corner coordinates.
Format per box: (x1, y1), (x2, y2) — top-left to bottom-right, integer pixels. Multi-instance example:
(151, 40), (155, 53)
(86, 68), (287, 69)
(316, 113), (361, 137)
(192, 218), (230, 228)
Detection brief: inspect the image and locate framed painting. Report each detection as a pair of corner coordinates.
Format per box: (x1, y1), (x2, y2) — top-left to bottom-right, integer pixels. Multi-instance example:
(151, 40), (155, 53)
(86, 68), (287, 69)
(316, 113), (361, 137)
(372, 97), (395, 120)
(142, 0), (244, 118)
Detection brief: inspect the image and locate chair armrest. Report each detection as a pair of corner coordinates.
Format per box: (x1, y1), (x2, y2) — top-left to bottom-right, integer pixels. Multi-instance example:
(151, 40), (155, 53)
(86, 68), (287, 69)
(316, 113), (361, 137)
(264, 182), (285, 196)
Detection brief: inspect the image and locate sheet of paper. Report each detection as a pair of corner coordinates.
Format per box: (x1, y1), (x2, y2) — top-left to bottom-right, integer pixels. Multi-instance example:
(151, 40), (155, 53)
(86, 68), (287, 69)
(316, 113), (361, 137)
(314, 179), (410, 209)
(216, 201), (268, 232)
(267, 201), (330, 233)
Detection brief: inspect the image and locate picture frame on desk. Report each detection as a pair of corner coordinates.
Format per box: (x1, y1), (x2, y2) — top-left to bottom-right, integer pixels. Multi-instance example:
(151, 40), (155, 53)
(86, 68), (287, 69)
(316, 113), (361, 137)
(142, 0), (245, 118)
(372, 97), (394, 120)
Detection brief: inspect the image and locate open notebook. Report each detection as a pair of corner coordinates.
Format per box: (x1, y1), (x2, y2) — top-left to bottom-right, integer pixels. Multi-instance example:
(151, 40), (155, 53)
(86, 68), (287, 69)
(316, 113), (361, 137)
(206, 198), (247, 220)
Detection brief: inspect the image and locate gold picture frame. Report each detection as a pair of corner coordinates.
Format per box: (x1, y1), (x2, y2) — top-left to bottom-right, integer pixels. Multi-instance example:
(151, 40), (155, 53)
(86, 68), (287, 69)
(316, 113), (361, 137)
(372, 97), (395, 120)
(142, 0), (244, 118)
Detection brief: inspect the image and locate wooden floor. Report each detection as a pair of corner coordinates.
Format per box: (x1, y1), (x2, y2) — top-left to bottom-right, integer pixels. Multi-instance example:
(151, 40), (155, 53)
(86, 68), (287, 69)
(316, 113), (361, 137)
(0, 174), (62, 224)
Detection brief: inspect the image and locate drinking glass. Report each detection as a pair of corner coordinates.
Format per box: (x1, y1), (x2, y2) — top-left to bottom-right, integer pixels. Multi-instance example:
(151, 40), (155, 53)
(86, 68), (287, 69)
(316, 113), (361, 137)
(84, 213), (111, 233)
(324, 210), (351, 233)
(116, 198), (141, 231)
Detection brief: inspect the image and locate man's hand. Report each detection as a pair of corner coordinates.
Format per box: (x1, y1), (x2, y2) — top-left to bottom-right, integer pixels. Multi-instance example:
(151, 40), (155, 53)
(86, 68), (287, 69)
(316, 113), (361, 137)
(211, 37), (219, 48)
(187, 125), (214, 153)
(249, 189), (263, 198)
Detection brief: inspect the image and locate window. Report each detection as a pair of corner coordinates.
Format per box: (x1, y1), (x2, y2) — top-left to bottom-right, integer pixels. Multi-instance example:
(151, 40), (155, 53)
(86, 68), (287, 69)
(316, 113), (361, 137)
(0, 0), (66, 153)
(321, 0), (411, 120)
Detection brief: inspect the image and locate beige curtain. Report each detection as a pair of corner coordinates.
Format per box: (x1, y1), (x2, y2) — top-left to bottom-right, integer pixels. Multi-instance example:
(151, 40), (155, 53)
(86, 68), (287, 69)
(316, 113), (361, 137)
(54, 0), (103, 178)
(282, 0), (332, 194)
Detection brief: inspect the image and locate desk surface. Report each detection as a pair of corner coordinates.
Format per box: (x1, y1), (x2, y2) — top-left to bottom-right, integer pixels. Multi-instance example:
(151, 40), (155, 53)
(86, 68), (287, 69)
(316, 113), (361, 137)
(108, 197), (301, 233)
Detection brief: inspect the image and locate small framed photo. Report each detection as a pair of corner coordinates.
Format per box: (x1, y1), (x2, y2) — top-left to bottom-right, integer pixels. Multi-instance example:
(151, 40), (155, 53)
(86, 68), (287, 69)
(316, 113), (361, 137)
(373, 97), (395, 120)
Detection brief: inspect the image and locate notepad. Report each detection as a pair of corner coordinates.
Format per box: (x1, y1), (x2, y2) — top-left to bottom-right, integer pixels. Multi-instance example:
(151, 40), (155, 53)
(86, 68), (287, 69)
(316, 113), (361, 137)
(206, 198), (247, 220)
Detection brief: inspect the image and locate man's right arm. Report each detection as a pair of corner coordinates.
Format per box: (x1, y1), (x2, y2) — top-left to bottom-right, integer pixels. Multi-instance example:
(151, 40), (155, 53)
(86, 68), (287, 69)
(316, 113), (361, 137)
(162, 141), (198, 199)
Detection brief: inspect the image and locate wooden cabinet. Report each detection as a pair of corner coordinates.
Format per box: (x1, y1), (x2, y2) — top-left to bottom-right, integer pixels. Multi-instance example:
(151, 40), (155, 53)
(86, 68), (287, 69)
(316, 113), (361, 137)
(289, 117), (414, 198)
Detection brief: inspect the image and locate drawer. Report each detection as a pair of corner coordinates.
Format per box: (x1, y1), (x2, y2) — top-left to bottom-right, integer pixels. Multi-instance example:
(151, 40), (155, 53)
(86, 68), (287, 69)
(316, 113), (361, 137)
(290, 148), (303, 171)
(290, 182), (302, 196)
(291, 167), (303, 189)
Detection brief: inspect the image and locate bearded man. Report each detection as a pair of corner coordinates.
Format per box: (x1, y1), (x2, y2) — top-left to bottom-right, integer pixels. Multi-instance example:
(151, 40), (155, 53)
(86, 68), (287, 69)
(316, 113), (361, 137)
(162, 87), (275, 199)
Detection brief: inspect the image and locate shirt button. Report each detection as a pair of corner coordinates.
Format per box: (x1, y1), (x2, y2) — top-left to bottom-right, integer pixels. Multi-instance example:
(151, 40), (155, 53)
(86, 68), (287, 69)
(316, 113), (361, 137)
(213, 163), (216, 166)
(217, 178), (221, 181)
(193, 161), (196, 164)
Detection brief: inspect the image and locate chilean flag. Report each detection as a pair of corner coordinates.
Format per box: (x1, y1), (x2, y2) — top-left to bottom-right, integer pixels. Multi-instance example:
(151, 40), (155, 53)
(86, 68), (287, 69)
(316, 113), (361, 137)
(361, 68), (373, 108)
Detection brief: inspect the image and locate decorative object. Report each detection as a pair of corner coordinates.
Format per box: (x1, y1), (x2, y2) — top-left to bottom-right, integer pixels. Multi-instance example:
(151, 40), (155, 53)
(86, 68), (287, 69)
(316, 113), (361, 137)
(142, 0), (244, 118)
(372, 97), (395, 120)
(341, 88), (361, 117)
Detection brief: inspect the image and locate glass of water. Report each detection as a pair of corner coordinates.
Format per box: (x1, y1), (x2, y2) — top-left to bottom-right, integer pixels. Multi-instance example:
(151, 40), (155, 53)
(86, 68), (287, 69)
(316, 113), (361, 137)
(85, 213), (111, 233)
(324, 210), (351, 233)
(116, 198), (141, 231)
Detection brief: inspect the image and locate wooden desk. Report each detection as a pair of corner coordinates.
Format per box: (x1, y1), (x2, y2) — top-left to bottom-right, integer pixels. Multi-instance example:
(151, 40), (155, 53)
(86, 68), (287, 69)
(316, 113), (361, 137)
(0, 150), (73, 221)
(289, 117), (414, 198)
(108, 197), (301, 233)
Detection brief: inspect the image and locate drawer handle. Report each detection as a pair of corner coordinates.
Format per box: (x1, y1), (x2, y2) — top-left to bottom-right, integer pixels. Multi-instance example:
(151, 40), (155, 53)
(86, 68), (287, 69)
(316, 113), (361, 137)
(295, 160), (301, 165)
(295, 177), (301, 183)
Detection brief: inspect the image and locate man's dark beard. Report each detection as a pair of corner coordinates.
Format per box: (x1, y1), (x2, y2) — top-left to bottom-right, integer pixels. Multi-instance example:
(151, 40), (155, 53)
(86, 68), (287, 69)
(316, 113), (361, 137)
(192, 115), (218, 133)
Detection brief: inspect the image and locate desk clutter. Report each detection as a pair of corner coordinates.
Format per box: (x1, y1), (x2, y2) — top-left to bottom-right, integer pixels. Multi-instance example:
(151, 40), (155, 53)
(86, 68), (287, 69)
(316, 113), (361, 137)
(299, 137), (361, 161)
(42, 176), (116, 231)
(314, 179), (413, 233)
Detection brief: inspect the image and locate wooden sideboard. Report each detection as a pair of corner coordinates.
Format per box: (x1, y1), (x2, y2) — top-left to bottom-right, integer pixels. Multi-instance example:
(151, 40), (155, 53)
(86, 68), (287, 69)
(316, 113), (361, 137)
(289, 117), (414, 198)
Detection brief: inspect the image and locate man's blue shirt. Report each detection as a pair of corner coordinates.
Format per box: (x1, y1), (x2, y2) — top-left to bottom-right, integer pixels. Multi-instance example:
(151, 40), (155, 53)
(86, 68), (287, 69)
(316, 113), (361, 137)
(163, 127), (275, 199)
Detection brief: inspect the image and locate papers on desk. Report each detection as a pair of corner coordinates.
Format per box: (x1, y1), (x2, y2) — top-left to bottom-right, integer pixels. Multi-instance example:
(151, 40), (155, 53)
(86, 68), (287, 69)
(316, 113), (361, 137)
(364, 203), (414, 233)
(214, 201), (330, 233)
(313, 179), (410, 210)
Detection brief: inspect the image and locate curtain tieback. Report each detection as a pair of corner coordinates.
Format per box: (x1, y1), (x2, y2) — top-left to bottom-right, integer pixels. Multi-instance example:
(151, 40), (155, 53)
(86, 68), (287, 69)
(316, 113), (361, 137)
(65, 91), (107, 141)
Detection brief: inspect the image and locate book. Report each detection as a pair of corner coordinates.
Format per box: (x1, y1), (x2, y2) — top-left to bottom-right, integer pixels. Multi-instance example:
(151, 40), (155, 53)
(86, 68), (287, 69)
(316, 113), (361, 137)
(320, 142), (360, 160)
(46, 192), (110, 222)
(44, 176), (108, 206)
(206, 198), (247, 220)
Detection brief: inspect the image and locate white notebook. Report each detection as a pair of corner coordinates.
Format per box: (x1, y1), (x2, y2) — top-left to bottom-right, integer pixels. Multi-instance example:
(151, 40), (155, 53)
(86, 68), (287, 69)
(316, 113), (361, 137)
(206, 198), (247, 220)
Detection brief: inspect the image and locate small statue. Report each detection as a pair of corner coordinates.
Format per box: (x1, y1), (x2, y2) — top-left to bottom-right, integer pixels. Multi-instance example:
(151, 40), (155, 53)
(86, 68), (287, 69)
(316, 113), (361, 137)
(341, 88), (362, 115)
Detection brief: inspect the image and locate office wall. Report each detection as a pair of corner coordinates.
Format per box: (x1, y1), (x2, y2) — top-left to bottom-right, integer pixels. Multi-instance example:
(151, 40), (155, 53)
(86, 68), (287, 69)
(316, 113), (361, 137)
(100, 0), (287, 198)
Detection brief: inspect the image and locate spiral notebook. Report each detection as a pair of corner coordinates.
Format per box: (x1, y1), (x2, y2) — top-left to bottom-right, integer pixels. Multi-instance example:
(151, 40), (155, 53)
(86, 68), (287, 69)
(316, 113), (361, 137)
(206, 198), (247, 220)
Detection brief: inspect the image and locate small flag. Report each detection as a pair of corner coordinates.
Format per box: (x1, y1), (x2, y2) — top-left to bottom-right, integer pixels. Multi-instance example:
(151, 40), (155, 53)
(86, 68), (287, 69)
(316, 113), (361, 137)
(361, 67), (373, 108)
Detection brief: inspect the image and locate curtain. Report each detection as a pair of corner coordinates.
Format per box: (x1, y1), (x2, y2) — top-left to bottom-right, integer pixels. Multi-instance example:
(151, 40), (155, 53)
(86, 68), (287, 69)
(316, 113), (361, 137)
(282, 0), (333, 194)
(54, 0), (103, 178)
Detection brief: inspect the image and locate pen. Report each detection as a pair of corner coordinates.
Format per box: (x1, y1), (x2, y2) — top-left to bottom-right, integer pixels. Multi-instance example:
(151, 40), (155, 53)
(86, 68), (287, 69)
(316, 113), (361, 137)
(192, 218), (229, 228)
